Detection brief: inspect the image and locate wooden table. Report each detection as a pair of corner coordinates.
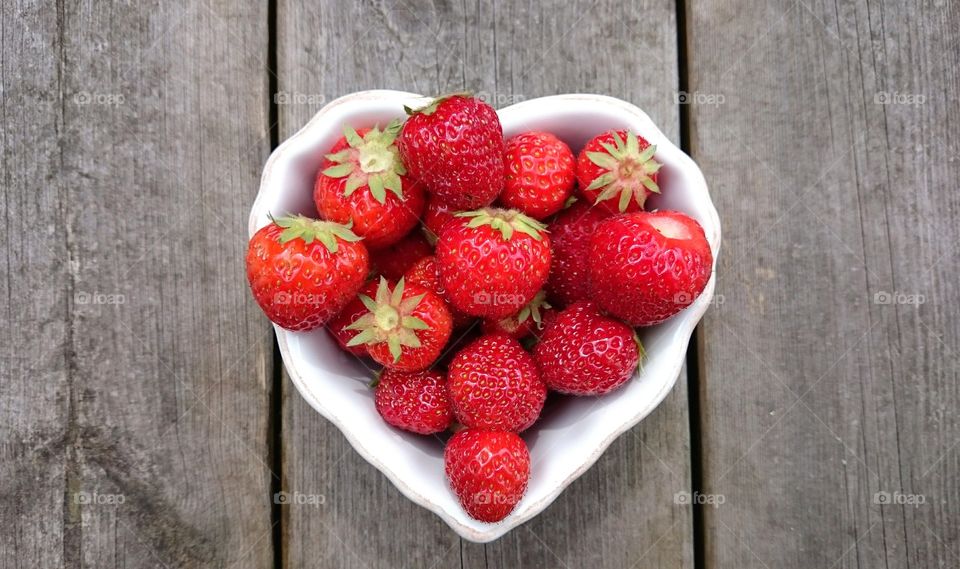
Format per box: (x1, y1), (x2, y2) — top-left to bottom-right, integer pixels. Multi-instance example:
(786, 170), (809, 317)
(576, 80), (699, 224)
(3, 0), (957, 567)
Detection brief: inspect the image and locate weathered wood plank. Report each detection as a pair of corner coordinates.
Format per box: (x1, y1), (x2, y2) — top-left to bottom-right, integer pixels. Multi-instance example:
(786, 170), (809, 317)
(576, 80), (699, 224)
(2, 1), (275, 567)
(277, 1), (692, 567)
(687, 0), (960, 567)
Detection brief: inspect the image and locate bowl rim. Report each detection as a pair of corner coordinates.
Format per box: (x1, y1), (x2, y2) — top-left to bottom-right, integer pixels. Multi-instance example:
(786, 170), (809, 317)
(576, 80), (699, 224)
(249, 89), (722, 542)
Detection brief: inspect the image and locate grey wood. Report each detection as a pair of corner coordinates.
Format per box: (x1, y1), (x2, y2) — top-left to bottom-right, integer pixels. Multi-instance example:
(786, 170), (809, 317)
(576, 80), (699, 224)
(276, 0), (693, 567)
(1, 1), (275, 567)
(687, 0), (960, 567)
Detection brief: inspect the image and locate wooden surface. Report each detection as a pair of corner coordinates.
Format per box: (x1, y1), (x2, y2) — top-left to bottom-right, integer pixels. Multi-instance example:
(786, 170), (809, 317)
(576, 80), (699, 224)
(2, 0), (957, 568)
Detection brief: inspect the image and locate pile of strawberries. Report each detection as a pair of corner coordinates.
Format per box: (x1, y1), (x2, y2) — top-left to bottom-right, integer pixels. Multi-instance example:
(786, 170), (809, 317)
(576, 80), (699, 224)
(247, 94), (712, 523)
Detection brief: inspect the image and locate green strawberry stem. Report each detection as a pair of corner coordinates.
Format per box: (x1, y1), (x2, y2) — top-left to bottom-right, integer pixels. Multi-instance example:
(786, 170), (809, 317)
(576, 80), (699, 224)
(403, 91), (472, 116)
(455, 208), (548, 241)
(320, 120), (407, 205)
(270, 214), (361, 254)
(345, 277), (430, 362)
(586, 131), (662, 212)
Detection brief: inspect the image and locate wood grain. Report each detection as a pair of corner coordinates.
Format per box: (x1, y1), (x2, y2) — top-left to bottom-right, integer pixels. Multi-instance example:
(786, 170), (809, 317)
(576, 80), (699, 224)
(276, 0), (693, 567)
(687, 0), (960, 567)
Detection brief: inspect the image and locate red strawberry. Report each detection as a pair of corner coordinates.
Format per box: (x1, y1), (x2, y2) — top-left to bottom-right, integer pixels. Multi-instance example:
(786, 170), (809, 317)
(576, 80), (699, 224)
(369, 230), (432, 280)
(576, 130), (661, 214)
(246, 215), (368, 331)
(481, 291), (555, 341)
(399, 94), (504, 209)
(374, 368), (452, 434)
(345, 277), (452, 371)
(436, 208), (551, 320)
(315, 122), (426, 249)
(326, 281), (378, 356)
(589, 210), (712, 326)
(501, 131), (575, 220)
(403, 256), (473, 329)
(545, 200), (611, 306)
(447, 334), (546, 432)
(422, 195), (459, 242)
(445, 428), (529, 522)
(533, 301), (641, 395)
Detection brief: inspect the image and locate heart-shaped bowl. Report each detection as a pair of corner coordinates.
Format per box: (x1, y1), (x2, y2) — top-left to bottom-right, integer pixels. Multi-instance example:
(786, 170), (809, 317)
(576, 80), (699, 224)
(249, 90), (720, 542)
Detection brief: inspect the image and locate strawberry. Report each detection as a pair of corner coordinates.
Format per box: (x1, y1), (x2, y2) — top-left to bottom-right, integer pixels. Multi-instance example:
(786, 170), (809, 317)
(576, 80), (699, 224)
(403, 256), (474, 329)
(544, 200), (611, 306)
(345, 277), (452, 371)
(447, 334), (546, 432)
(315, 122), (426, 249)
(246, 215), (368, 331)
(436, 208), (551, 320)
(445, 428), (529, 523)
(369, 230), (432, 280)
(589, 210), (712, 326)
(501, 131), (575, 220)
(374, 368), (452, 434)
(422, 195), (459, 242)
(326, 281), (378, 356)
(481, 290), (555, 341)
(576, 130), (661, 214)
(399, 94), (504, 209)
(533, 301), (641, 395)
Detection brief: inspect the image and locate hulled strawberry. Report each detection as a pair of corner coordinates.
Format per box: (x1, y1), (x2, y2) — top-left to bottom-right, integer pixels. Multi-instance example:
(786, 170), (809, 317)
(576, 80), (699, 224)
(533, 301), (641, 395)
(447, 334), (546, 432)
(345, 277), (452, 371)
(246, 215), (368, 331)
(403, 256), (473, 329)
(422, 195), (459, 242)
(399, 94), (504, 209)
(326, 281), (378, 356)
(445, 428), (530, 523)
(481, 291), (555, 341)
(589, 210), (712, 326)
(436, 208), (551, 320)
(374, 368), (452, 434)
(544, 200), (611, 306)
(576, 129), (661, 214)
(501, 131), (575, 220)
(369, 230), (432, 280)
(315, 121), (426, 249)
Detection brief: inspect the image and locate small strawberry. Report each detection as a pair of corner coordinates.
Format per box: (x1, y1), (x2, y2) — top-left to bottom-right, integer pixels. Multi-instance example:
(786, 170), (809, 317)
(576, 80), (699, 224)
(326, 281), (378, 356)
(246, 215), (368, 331)
(436, 208), (551, 320)
(422, 195), (459, 242)
(589, 210), (712, 326)
(345, 277), (452, 371)
(576, 130), (661, 214)
(315, 122), (426, 249)
(533, 301), (641, 395)
(544, 200), (611, 306)
(374, 368), (452, 434)
(445, 428), (529, 523)
(447, 334), (546, 432)
(481, 291), (555, 341)
(501, 131), (575, 220)
(369, 230), (432, 280)
(399, 94), (504, 209)
(403, 256), (474, 329)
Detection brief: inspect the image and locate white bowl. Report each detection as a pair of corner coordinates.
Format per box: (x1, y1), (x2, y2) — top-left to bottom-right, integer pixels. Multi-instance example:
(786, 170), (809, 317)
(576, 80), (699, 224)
(248, 90), (721, 542)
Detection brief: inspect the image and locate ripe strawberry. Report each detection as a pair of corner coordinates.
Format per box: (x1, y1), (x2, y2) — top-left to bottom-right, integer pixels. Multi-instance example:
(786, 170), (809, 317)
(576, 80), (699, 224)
(315, 122), (426, 249)
(481, 291), (555, 341)
(501, 131), (575, 220)
(369, 230), (432, 280)
(374, 368), (452, 434)
(544, 200), (611, 306)
(399, 94), (504, 209)
(533, 301), (641, 395)
(246, 215), (368, 331)
(422, 195), (459, 242)
(576, 130), (661, 214)
(345, 277), (452, 371)
(447, 334), (546, 432)
(589, 210), (712, 326)
(445, 428), (529, 523)
(403, 256), (473, 329)
(436, 208), (551, 320)
(326, 281), (378, 356)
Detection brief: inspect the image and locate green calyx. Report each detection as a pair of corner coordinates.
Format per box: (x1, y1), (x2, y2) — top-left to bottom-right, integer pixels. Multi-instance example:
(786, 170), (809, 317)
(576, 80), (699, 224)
(585, 131), (662, 212)
(270, 214), (361, 254)
(321, 120), (407, 205)
(515, 291), (550, 326)
(455, 208), (548, 241)
(633, 331), (647, 373)
(345, 277), (430, 363)
(403, 91), (471, 117)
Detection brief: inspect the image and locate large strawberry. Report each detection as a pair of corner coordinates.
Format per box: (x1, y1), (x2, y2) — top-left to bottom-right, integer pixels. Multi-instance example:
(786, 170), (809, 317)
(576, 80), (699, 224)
(369, 229), (432, 280)
(398, 94), (504, 209)
(315, 121), (426, 249)
(544, 200), (610, 306)
(481, 290), (555, 341)
(501, 131), (575, 220)
(246, 215), (368, 331)
(447, 334), (546, 432)
(345, 277), (452, 371)
(436, 208), (551, 320)
(403, 256), (473, 329)
(576, 129), (661, 214)
(533, 301), (641, 395)
(374, 368), (452, 434)
(589, 210), (712, 326)
(445, 428), (530, 523)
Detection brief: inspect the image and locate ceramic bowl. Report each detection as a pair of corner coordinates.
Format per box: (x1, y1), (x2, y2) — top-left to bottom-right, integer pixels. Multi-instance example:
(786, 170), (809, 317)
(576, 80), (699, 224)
(248, 90), (721, 542)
